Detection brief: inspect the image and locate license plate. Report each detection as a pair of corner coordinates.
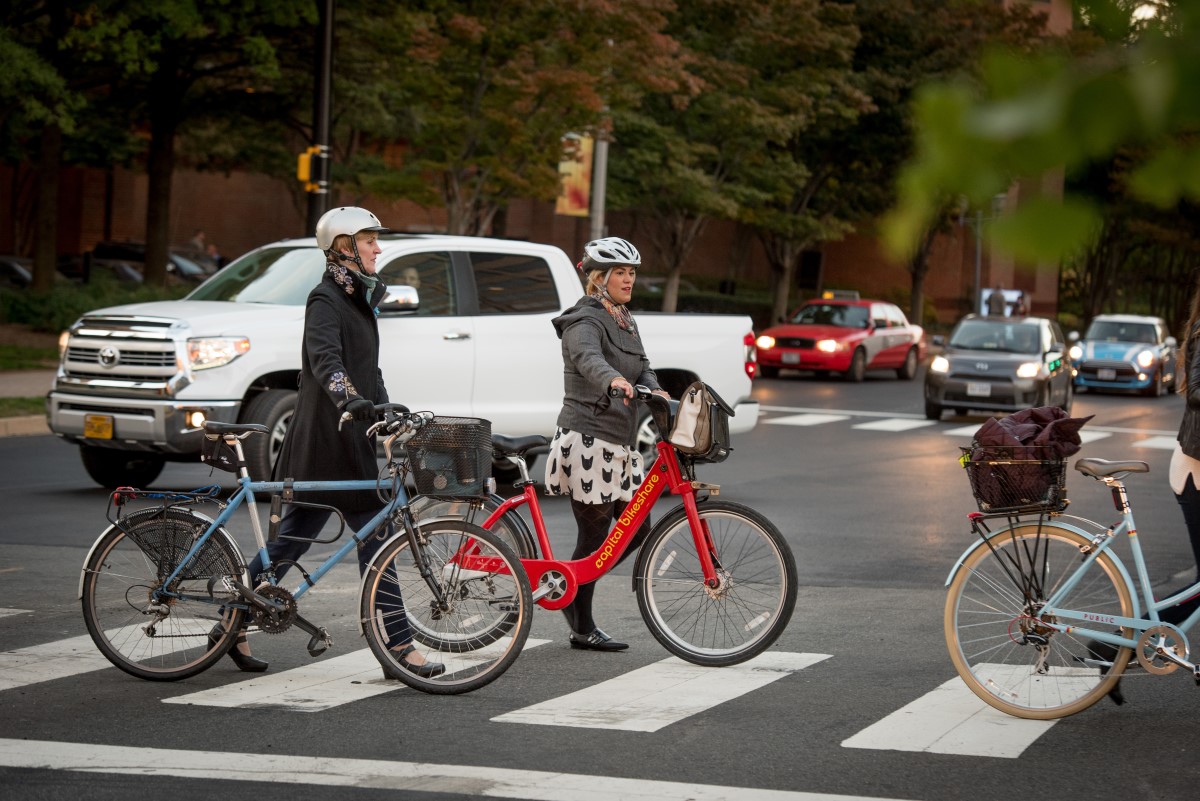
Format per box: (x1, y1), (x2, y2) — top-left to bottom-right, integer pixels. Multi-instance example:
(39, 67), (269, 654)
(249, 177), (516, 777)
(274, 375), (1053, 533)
(781, 352), (800, 364)
(1098, 368), (1116, 381)
(966, 382), (992, 398)
(83, 414), (114, 439)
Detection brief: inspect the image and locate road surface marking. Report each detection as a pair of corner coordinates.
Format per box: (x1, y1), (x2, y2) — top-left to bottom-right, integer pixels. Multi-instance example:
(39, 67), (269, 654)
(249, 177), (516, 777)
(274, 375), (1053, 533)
(0, 738), (917, 801)
(0, 634), (121, 692)
(841, 675), (1054, 758)
(1134, 435), (1177, 450)
(493, 651), (829, 731)
(0, 607), (30, 619)
(853, 419), (937, 432)
(765, 414), (851, 427)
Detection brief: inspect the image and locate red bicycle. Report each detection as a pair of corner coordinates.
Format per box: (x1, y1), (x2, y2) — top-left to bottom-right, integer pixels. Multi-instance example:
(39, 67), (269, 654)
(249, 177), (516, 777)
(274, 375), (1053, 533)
(433, 385), (796, 666)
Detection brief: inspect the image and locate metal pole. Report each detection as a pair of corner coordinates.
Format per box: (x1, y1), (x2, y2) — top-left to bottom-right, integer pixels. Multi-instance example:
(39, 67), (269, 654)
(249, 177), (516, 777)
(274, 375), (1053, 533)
(306, 0), (334, 235)
(589, 134), (608, 241)
(973, 209), (982, 315)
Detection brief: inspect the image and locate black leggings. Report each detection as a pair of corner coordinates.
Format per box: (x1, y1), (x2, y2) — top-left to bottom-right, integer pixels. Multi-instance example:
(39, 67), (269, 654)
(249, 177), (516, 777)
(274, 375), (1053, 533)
(1163, 474), (1200, 624)
(563, 499), (652, 634)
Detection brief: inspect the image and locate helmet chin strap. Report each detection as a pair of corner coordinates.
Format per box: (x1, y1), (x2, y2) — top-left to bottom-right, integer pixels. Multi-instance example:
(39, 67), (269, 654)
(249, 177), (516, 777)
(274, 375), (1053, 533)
(331, 238), (364, 271)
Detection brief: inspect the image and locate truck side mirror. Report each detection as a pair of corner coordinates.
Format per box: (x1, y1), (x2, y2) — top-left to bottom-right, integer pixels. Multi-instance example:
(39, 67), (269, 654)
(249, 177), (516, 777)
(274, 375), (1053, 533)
(378, 285), (420, 315)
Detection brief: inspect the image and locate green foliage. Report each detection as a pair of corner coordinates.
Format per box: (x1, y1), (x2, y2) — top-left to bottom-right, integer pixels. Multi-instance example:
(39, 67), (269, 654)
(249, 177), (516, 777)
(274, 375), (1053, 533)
(0, 282), (189, 334)
(0, 344), (57, 370)
(0, 398), (45, 418)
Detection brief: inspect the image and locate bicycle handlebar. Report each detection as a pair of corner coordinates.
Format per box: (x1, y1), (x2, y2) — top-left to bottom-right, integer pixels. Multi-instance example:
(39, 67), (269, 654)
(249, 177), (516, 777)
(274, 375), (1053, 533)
(338, 401), (411, 431)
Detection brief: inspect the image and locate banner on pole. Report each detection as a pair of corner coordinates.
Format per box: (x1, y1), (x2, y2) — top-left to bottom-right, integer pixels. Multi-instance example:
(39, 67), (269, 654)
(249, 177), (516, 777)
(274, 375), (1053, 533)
(555, 134), (593, 217)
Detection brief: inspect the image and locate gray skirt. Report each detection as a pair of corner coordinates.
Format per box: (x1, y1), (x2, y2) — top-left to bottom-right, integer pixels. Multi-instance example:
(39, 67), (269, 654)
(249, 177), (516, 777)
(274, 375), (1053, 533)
(543, 427), (644, 504)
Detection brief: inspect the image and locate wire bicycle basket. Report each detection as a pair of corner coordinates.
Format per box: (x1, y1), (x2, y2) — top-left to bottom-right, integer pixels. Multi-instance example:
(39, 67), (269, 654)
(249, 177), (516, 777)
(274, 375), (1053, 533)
(405, 416), (492, 498)
(960, 445), (1068, 514)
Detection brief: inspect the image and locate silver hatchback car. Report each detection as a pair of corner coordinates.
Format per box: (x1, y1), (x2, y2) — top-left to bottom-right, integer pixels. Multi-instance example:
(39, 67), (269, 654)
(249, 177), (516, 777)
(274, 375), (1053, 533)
(924, 315), (1072, 420)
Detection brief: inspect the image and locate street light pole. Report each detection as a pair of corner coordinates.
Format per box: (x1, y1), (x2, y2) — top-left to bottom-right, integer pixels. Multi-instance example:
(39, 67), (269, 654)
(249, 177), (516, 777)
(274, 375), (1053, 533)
(305, 0), (334, 235)
(589, 133), (608, 241)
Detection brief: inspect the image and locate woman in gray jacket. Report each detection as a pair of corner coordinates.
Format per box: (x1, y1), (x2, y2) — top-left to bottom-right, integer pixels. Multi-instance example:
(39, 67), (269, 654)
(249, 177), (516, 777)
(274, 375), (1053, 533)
(544, 237), (670, 651)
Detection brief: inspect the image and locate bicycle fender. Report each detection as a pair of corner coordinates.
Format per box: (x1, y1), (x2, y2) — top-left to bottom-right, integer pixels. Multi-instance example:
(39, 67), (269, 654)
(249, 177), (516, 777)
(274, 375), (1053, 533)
(78, 510), (245, 599)
(944, 521), (1141, 618)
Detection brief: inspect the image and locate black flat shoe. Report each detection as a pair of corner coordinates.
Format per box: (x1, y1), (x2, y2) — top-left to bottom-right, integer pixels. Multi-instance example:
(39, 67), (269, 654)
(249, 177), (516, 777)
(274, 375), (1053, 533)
(569, 628), (628, 652)
(209, 624), (269, 673)
(382, 644), (445, 680)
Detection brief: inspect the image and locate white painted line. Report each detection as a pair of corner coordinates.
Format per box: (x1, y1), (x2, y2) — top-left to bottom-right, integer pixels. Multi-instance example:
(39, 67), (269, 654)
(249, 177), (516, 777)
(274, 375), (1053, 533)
(1078, 430), (1112, 444)
(0, 608), (31, 619)
(1134, 435), (1177, 450)
(764, 414), (850, 427)
(841, 675), (1054, 758)
(0, 738), (916, 801)
(493, 651), (829, 732)
(943, 426), (980, 437)
(852, 419), (937, 433)
(0, 634), (120, 692)
(758, 405), (924, 420)
(164, 639), (550, 712)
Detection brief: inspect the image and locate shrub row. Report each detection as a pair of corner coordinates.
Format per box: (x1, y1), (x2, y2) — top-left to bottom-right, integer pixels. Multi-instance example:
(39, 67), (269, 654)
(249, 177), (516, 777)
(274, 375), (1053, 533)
(0, 280), (189, 333)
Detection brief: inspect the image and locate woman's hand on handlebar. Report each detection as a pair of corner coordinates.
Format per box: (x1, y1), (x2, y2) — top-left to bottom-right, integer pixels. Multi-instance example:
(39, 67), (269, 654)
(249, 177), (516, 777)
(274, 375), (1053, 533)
(609, 377), (635, 400)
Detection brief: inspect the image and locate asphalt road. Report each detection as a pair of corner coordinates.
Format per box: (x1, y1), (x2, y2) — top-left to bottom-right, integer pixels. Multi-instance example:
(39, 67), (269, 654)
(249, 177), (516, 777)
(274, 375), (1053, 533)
(2, 367), (1197, 801)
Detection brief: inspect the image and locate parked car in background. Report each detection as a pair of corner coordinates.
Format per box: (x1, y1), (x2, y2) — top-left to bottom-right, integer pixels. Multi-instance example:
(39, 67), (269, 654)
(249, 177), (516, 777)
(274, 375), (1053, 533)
(924, 314), (1072, 420)
(639, 275), (700, 295)
(0, 255), (33, 289)
(754, 295), (925, 381)
(57, 241), (211, 286)
(1068, 313), (1177, 397)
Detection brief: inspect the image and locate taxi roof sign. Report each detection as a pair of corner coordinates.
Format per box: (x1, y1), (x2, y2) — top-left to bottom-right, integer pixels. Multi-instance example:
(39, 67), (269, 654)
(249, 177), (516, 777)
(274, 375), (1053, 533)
(821, 289), (860, 300)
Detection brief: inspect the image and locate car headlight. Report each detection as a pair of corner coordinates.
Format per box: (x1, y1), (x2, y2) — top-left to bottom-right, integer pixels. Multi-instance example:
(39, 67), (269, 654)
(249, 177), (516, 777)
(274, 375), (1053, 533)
(1068, 344), (1082, 361)
(816, 339), (840, 353)
(756, 334), (776, 350)
(930, 355), (949, 373)
(187, 337), (250, 370)
(1016, 362), (1041, 379)
(1136, 350), (1155, 368)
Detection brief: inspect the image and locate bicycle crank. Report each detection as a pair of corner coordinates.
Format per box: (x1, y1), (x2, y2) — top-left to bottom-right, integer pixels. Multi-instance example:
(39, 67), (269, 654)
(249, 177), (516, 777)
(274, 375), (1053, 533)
(1136, 625), (1191, 675)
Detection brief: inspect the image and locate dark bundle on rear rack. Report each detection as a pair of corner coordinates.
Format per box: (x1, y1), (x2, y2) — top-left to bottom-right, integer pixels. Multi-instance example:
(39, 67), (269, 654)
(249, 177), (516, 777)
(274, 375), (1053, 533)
(961, 406), (1094, 514)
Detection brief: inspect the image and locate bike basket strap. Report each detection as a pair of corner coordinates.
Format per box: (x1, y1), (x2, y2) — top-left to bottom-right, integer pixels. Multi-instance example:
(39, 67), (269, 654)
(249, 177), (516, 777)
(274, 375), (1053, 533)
(960, 445), (1068, 513)
(406, 416), (492, 498)
(669, 381), (734, 463)
(200, 434), (240, 472)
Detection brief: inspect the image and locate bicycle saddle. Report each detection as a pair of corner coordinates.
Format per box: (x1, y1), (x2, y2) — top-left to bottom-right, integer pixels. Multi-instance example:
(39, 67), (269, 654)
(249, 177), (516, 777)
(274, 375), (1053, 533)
(491, 433), (549, 456)
(203, 421), (269, 436)
(1074, 458), (1149, 478)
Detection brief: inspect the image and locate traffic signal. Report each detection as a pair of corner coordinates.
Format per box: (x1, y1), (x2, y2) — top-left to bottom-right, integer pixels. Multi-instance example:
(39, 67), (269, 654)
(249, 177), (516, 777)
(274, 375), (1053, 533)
(296, 145), (323, 193)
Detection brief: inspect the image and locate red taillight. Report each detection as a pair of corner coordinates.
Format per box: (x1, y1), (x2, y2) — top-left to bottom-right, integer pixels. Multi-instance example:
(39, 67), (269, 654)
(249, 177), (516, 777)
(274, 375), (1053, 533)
(744, 332), (758, 378)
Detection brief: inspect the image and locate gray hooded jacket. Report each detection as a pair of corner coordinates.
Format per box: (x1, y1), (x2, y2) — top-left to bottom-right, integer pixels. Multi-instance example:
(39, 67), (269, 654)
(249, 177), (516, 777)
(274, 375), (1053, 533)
(552, 296), (662, 446)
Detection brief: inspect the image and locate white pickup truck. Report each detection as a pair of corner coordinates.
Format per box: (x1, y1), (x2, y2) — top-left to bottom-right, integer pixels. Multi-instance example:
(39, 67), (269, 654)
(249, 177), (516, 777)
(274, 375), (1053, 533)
(47, 234), (760, 488)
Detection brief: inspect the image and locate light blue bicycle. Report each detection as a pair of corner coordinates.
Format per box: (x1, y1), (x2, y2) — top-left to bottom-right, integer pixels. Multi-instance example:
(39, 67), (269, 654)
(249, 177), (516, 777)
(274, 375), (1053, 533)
(945, 450), (1200, 718)
(79, 405), (532, 695)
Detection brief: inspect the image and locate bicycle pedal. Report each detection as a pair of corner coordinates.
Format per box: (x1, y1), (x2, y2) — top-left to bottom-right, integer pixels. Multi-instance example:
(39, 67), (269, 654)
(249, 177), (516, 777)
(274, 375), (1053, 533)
(306, 630), (332, 657)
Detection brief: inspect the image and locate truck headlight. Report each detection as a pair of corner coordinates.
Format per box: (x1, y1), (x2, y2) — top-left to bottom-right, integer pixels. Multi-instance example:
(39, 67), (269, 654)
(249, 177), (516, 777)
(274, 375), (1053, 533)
(1016, 362), (1041, 379)
(187, 337), (250, 370)
(930, 355), (949, 373)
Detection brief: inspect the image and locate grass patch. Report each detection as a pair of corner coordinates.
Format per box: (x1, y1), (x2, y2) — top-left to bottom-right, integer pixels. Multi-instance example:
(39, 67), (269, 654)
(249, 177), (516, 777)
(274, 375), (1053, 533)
(0, 397), (44, 418)
(0, 344), (58, 370)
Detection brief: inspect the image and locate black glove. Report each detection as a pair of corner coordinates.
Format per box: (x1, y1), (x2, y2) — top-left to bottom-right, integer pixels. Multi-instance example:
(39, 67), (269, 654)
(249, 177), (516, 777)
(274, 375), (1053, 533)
(343, 398), (375, 421)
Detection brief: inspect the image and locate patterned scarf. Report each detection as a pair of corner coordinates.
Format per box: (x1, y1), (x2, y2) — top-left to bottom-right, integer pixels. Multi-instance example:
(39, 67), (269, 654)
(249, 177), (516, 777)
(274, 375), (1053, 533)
(593, 291), (636, 337)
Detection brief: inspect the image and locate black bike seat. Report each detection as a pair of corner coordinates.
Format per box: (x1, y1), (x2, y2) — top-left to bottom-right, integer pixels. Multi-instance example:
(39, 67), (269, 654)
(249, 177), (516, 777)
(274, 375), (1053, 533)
(492, 434), (549, 456)
(204, 422), (269, 436)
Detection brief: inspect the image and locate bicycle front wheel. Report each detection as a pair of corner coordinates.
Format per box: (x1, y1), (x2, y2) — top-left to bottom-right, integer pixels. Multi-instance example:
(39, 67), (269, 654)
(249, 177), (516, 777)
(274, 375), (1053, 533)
(945, 522), (1133, 719)
(80, 508), (248, 681)
(408, 493), (537, 558)
(635, 501), (797, 666)
(360, 520), (532, 695)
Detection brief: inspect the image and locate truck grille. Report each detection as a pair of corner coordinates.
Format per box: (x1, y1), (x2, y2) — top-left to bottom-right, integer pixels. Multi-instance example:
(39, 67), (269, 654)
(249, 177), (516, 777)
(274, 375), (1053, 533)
(60, 315), (183, 387)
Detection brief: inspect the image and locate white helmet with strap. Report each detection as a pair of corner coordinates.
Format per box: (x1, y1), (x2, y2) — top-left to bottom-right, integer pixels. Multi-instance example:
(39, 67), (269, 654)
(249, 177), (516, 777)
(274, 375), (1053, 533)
(315, 206), (387, 270)
(581, 237), (641, 269)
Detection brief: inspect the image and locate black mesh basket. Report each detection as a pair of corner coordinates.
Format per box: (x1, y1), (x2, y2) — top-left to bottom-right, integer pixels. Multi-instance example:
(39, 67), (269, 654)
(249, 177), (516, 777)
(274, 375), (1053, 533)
(960, 445), (1068, 513)
(406, 416), (492, 498)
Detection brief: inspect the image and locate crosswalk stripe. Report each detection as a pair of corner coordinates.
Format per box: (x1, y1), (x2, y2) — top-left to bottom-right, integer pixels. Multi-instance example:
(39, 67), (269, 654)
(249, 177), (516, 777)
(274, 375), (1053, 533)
(0, 634), (118, 692)
(0, 738), (916, 801)
(765, 414), (851, 427)
(492, 651), (829, 731)
(163, 639), (551, 711)
(840, 676), (1054, 758)
(1134, 435), (1177, 450)
(852, 419), (937, 432)
(0, 608), (30, 619)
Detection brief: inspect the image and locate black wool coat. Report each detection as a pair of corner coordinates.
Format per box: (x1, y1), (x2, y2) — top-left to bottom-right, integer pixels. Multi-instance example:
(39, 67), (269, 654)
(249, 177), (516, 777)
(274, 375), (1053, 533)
(273, 263), (390, 512)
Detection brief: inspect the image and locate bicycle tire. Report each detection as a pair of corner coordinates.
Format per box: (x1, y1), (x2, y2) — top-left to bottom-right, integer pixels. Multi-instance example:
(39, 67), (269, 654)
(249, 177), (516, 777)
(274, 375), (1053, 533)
(408, 493), (537, 558)
(80, 507), (248, 681)
(944, 522), (1133, 719)
(359, 520), (532, 695)
(634, 501), (797, 666)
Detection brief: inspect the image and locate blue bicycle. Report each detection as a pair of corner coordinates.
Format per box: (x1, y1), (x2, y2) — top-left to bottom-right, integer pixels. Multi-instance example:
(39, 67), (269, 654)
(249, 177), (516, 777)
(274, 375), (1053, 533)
(79, 405), (532, 695)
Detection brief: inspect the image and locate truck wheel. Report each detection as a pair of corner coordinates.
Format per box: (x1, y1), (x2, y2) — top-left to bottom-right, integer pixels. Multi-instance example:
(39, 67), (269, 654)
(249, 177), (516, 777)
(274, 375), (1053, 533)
(79, 446), (165, 489)
(239, 389), (296, 480)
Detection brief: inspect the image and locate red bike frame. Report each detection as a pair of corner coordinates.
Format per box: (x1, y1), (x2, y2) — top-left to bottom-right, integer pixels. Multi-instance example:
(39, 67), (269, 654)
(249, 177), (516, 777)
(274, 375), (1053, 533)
(475, 438), (720, 610)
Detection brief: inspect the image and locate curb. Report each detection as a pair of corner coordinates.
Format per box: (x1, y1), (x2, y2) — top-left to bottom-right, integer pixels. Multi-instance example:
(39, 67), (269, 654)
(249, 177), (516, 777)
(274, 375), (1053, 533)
(0, 416), (50, 438)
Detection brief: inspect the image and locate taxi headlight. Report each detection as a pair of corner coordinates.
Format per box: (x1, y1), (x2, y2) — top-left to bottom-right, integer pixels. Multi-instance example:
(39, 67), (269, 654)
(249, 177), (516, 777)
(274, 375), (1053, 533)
(816, 339), (839, 353)
(756, 335), (776, 350)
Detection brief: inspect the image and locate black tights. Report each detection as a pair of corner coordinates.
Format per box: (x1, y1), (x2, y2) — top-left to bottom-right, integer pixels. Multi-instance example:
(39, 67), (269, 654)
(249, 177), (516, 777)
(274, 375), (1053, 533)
(1163, 474), (1200, 624)
(563, 499), (651, 634)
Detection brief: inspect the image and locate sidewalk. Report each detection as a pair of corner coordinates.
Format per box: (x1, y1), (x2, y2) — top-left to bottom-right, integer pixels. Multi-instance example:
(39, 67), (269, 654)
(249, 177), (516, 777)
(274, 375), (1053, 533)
(0, 369), (55, 437)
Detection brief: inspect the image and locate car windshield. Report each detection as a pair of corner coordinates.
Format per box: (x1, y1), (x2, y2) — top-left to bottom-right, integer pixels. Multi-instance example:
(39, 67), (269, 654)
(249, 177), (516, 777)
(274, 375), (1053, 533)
(790, 303), (869, 328)
(1085, 320), (1157, 344)
(949, 320), (1041, 354)
(186, 246), (326, 305)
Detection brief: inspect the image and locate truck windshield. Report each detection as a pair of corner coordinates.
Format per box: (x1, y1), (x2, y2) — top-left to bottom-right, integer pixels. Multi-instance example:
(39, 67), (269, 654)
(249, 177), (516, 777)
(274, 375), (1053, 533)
(186, 247), (326, 305)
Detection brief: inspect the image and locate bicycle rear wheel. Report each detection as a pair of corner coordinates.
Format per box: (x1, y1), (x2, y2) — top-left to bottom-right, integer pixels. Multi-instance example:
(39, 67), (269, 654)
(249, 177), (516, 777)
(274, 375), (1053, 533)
(635, 501), (797, 666)
(360, 520), (532, 694)
(80, 508), (248, 681)
(944, 522), (1133, 719)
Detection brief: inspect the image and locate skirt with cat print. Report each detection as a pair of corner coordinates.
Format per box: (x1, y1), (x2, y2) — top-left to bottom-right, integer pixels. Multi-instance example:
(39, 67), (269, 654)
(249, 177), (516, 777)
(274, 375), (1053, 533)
(543, 427), (644, 504)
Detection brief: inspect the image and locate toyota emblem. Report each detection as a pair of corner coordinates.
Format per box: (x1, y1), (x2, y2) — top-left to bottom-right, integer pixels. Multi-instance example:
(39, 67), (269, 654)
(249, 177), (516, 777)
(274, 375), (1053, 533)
(98, 346), (121, 367)
(974, 362), (989, 371)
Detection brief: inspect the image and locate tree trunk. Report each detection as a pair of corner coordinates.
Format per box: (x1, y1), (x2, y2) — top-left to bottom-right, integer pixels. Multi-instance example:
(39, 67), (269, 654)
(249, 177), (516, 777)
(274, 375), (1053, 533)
(33, 123), (62, 292)
(144, 61), (183, 287)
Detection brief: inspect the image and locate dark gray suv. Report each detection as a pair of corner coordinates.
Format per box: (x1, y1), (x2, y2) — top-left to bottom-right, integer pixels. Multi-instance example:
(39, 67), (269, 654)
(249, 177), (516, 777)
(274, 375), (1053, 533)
(924, 314), (1072, 420)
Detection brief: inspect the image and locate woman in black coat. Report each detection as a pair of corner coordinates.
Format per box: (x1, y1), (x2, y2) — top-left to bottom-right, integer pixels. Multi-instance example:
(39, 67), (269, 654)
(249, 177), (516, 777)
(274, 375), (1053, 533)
(221, 206), (442, 679)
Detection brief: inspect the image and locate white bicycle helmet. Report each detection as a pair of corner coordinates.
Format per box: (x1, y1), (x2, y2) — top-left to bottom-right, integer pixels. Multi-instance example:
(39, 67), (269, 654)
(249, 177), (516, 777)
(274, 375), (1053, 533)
(315, 206), (387, 251)
(581, 237), (641, 268)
